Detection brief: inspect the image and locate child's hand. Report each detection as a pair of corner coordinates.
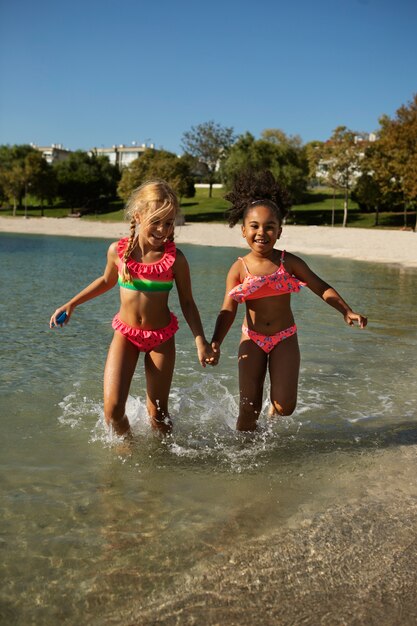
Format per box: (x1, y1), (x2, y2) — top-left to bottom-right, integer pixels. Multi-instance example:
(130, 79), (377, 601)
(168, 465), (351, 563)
(197, 340), (216, 368)
(50, 306), (70, 328)
(210, 341), (220, 366)
(344, 311), (367, 329)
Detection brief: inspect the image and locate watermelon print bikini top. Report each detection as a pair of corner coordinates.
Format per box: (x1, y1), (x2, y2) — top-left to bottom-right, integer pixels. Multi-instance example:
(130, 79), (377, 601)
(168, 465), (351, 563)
(228, 250), (306, 303)
(117, 238), (176, 292)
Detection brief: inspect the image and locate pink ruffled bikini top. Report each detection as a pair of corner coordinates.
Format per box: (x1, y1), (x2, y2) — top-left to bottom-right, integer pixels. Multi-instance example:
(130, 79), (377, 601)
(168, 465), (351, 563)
(116, 238), (176, 292)
(229, 251), (306, 303)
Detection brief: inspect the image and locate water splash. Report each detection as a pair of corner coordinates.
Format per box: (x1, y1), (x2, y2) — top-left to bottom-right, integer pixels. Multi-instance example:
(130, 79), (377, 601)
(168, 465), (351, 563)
(57, 364), (417, 473)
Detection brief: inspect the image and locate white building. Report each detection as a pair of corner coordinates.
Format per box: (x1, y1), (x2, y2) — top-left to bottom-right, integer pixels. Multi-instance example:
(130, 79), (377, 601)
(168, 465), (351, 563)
(31, 143), (72, 164)
(92, 143), (154, 168)
(30, 142), (155, 169)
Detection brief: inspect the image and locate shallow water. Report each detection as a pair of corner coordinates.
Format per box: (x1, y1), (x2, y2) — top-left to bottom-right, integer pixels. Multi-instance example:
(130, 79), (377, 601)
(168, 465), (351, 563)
(1, 232), (417, 625)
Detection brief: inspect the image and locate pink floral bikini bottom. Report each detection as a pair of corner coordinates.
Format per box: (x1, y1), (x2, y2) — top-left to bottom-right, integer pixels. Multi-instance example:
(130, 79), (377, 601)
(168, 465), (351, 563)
(242, 323), (297, 354)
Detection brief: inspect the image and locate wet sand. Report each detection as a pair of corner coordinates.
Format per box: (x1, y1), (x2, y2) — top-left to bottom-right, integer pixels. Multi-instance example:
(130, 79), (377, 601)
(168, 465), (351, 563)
(132, 497), (417, 626)
(0, 216), (416, 267)
(104, 444), (417, 626)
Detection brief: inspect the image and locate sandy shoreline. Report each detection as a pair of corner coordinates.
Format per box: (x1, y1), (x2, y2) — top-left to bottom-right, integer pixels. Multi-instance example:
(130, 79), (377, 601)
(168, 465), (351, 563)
(0, 216), (416, 268)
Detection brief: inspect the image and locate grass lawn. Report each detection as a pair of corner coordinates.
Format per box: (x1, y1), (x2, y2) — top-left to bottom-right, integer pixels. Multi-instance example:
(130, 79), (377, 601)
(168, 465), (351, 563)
(180, 186), (227, 222)
(286, 189), (415, 229)
(1, 187), (415, 230)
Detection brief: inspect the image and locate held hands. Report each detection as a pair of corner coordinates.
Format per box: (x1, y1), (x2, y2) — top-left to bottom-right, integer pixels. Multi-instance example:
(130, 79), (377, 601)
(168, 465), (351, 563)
(344, 310), (368, 329)
(209, 341), (220, 366)
(196, 339), (219, 368)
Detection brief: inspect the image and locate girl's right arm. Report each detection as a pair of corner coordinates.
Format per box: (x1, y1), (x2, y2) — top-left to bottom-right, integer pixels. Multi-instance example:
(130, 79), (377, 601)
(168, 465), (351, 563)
(289, 254), (368, 328)
(210, 262), (241, 363)
(49, 242), (119, 327)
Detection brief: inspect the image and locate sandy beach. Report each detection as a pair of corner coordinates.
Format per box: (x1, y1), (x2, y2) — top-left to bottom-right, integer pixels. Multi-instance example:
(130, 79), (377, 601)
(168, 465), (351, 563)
(0, 216), (416, 268)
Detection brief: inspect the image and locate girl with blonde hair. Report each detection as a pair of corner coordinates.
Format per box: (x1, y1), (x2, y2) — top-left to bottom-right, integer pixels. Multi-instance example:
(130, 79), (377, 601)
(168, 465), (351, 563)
(50, 180), (214, 436)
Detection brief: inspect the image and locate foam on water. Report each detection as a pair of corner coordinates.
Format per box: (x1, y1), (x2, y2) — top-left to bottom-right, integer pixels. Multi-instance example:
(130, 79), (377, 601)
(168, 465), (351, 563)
(56, 373), (313, 473)
(56, 360), (417, 478)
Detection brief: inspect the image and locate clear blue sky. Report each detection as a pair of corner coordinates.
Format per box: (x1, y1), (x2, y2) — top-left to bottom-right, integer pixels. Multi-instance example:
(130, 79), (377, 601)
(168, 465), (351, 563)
(1, 0), (416, 154)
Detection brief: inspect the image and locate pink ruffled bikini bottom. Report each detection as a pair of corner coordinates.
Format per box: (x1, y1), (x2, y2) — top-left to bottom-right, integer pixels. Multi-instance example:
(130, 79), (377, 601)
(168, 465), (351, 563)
(242, 323), (297, 354)
(112, 312), (179, 352)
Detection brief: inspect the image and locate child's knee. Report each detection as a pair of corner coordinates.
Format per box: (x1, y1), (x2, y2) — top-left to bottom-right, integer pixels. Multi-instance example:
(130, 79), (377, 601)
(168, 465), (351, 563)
(270, 399), (296, 417)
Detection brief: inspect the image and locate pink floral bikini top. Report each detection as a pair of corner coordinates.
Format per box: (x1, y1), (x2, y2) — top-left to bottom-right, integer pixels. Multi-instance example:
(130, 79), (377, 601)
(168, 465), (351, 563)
(228, 251), (306, 303)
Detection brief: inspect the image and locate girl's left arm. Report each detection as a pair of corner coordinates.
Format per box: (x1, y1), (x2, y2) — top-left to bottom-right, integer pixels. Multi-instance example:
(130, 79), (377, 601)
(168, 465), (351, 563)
(174, 249), (215, 366)
(289, 254), (368, 328)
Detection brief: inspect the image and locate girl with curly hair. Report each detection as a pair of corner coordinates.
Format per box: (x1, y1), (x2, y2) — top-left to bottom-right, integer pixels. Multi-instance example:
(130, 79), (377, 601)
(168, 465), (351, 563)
(50, 180), (214, 437)
(211, 170), (367, 431)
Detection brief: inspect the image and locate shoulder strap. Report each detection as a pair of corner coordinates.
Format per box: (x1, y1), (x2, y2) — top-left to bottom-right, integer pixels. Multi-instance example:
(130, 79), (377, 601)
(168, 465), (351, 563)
(238, 257), (250, 274)
(280, 250), (286, 263)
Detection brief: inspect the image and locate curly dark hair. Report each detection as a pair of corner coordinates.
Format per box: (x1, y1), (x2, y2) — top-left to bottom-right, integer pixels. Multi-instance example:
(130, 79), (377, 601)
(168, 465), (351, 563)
(224, 169), (292, 227)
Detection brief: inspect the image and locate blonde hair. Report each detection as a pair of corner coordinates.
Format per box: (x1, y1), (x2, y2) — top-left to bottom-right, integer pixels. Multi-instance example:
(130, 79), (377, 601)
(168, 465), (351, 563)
(121, 180), (180, 283)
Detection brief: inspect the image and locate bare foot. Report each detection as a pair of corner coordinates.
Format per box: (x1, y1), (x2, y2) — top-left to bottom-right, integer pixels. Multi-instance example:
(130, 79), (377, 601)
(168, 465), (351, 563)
(149, 414), (173, 437)
(268, 404), (279, 418)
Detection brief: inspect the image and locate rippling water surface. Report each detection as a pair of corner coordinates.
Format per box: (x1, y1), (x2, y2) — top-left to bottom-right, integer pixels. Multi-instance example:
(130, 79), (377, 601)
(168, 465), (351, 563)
(1, 232), (417, 625)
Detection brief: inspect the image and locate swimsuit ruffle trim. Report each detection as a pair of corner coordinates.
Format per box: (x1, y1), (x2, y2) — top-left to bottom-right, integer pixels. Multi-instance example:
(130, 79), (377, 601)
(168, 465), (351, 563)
(117, 238), (176, 275)
(112, 313), (179, 340)
(229, 268), (306, 303)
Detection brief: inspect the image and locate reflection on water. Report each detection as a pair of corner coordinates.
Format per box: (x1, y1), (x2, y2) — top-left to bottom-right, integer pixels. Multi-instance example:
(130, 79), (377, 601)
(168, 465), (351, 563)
(1, 233), (417, 625)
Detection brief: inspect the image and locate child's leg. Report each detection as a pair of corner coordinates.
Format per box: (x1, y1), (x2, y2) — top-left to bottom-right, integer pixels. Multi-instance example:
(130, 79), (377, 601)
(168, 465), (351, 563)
(144, 336), (176, 435)
(103, 332), (140, 436)
(268, 334), (300, 417)
(237, 337), (268, 431)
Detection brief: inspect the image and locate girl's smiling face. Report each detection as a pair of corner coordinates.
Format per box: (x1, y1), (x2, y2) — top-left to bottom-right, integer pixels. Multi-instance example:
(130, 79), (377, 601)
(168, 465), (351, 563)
(138, 208), (176, 248)
(242, 204), (282, 254)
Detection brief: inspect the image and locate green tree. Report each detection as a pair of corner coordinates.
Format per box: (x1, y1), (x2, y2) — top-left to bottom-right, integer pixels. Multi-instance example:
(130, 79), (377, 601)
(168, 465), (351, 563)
(117, 149), (195, 202)
(25, 151), (57, 212)
(304, 140), (325, 185)
(261, 128), (303, 149)
(373, 95), (417, 230)
(220, 132), (260, 180)
(181, 121), (235, 197)
(317, 127), (366, 227)
(353, 140), (403, 226)
(352, 173), (384, 225)
(221, 130), (308, 203)
(0, 144), (37, 214)
(54, 151), (119, 212)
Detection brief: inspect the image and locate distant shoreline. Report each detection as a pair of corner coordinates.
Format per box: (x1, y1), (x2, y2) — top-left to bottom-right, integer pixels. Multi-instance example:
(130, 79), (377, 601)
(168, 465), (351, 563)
(0, 216), (416, 268)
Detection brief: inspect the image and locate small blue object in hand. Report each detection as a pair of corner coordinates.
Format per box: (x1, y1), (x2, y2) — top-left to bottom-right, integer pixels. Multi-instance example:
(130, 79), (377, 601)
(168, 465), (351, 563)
(52, 311), (67, 327)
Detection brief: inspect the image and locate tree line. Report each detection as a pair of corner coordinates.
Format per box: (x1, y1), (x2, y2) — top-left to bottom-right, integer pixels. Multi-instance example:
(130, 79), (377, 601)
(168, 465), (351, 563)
(306, 94), (417, 229)
(0, 146), (120, 215)
(1, 94), (416, 228)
